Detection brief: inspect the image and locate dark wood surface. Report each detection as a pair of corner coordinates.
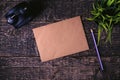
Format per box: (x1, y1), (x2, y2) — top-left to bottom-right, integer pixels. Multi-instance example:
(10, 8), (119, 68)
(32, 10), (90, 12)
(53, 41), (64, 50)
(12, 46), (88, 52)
(0, 0), (120, 80)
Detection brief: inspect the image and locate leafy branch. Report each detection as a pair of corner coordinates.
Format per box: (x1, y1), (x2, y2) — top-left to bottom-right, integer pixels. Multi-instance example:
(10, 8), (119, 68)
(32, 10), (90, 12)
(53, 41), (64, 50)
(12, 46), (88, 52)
(87, 0), (120, 44)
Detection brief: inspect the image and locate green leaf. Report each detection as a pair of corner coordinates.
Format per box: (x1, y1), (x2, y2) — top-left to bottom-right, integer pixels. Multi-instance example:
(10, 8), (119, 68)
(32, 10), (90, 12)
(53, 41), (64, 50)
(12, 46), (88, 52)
(116, 12), (120, 17)
(99, 22), (108, 32)
(92, 3), (96, 10)
(91, 11), (97, 15)
(98, 7), (104, 12)
(114, 17), (120, 23)
(86, 18), (94, 21)
(106, 27), (113, 43)
(106, 14), (112, 19)
(97, 26), (103, 45)
(101, 15), (105, 22)
(116, 1), (120, 4)
(105, 22), (109, 27)
(107, 0), (115, 7)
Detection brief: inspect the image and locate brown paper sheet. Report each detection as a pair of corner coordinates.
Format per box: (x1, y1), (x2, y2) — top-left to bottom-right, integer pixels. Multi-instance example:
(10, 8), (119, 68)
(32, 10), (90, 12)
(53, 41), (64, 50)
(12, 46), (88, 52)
(33, 16), (89, 62)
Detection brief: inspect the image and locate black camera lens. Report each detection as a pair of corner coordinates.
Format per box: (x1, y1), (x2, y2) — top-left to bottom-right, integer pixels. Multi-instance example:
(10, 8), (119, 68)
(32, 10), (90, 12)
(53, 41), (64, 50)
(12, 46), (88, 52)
(19, 7), (28, 14)
(5, 1), (46, 28)
(7, 15), (18, 25)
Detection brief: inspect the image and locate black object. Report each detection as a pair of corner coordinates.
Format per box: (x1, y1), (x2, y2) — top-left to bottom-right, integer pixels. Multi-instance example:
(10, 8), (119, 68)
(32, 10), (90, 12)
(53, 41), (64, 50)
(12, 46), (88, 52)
(5, 0), (45, 29)
(94, 62), (112, 80)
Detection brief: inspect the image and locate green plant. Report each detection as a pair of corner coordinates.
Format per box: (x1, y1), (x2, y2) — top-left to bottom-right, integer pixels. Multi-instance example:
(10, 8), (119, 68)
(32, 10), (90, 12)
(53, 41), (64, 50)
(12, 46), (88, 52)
(87, 0), (120, 44)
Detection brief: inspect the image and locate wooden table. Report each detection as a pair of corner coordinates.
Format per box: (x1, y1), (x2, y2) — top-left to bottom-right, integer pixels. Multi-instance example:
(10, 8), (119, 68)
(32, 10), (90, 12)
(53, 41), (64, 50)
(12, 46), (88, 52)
(0, 0), (120, 80)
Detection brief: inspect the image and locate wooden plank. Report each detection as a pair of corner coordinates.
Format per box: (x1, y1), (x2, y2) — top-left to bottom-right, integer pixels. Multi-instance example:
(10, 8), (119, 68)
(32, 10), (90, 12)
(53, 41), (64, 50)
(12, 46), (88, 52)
(0, 67), (40, 80)
(0, 56), (119, 68)
(0, 66), (94, 80)
(0, 64), (119, 80)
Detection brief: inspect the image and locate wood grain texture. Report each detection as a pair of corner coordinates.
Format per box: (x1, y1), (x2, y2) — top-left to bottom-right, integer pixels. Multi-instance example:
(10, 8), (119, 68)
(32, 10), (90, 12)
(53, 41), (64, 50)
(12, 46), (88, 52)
(0, 0), (120, 80)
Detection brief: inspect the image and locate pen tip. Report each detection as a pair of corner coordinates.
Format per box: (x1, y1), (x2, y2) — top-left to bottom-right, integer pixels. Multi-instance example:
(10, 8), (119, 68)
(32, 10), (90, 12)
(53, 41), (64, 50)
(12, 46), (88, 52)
(90, 29), (93, 32)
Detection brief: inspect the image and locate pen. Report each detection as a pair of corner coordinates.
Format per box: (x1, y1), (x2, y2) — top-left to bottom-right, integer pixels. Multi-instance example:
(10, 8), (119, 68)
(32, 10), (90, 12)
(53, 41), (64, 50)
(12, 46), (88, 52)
(90, 29), (104, 71)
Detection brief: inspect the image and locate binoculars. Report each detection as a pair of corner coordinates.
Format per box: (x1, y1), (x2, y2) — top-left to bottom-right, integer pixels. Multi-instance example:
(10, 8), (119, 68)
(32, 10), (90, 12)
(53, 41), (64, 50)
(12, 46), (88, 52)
(5, 0), (45, 28)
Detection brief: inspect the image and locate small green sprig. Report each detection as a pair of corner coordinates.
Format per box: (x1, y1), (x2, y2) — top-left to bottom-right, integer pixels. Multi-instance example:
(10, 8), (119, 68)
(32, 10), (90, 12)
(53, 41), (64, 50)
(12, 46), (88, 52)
(87, 0), (120, 44)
